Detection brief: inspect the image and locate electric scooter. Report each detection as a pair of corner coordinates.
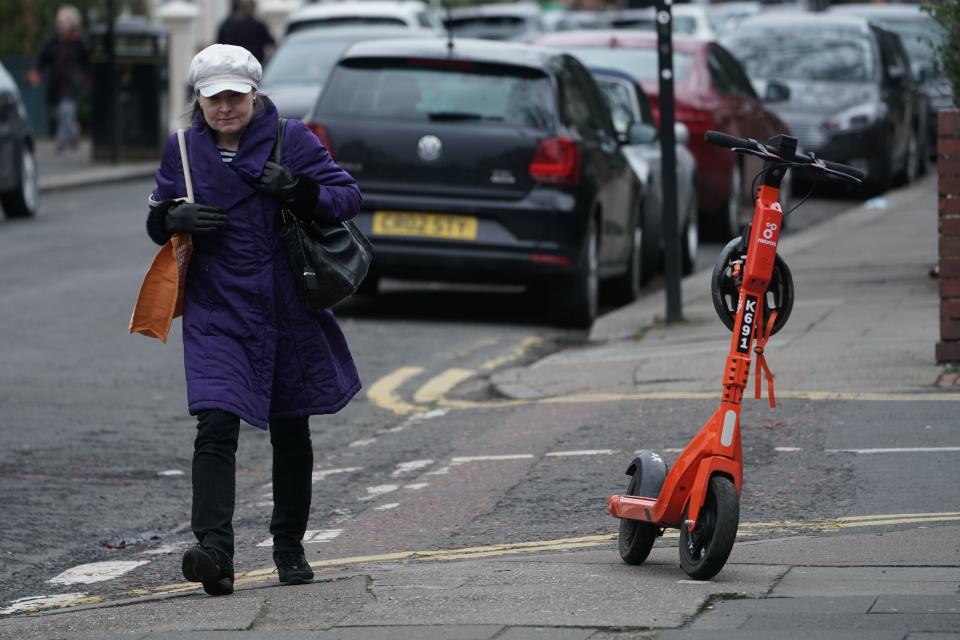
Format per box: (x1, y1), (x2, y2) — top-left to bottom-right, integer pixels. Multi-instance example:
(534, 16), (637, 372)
(607, 130), (864, 580)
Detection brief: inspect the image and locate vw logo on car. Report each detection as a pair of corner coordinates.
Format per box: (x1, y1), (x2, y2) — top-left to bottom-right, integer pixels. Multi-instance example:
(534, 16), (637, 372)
(417, 135), (442, 162)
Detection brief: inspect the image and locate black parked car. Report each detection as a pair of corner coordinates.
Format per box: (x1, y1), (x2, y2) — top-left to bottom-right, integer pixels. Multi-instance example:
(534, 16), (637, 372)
(722, 13), (924, 190)
(828, 3), (948, 161)
(304, 37), (647, 326)
(0, 61), (38, 219)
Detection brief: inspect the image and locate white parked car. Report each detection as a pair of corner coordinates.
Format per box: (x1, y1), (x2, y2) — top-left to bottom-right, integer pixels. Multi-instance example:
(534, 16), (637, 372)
(285, 0), (440, 35)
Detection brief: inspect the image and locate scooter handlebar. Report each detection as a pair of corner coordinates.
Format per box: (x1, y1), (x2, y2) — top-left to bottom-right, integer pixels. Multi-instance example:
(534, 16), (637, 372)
(704, 130), (864, 182)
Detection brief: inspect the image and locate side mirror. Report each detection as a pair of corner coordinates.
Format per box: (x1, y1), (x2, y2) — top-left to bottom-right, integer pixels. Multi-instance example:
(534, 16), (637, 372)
(888, 64), (906, 81)
(628, 122), (658, 145)
(674, 122), (689, 146)
(764, 80), (791, 103)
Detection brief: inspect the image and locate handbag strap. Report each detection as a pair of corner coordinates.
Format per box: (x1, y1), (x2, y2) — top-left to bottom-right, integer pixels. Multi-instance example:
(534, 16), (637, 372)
(272, 118), (288, 165)
(176, 128), (194, 203)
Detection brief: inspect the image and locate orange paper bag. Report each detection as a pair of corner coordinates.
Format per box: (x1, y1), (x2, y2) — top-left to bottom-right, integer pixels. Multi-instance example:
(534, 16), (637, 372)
(129, 128), (195, 342)
(128, 234), (193, 342)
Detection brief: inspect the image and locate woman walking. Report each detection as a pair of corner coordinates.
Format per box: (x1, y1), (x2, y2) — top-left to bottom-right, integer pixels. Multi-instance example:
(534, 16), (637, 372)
(145, 44), (362, 596)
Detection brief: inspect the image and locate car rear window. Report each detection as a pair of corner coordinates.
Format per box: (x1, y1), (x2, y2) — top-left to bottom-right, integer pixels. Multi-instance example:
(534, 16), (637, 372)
(316, 58), (556, 128)
(724, 28), (877, 82)
(288, 16), (408, 34)
(566, 47), (694, 84)
(262, 38), (346, 85)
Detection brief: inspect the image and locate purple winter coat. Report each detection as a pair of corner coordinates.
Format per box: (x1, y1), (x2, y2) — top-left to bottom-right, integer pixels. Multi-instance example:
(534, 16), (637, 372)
(150, 99), (362, 429)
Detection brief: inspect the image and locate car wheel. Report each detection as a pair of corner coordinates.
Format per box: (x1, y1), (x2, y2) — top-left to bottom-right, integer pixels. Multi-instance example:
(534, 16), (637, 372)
(1, 142), (39, 219)
(895, 132), (919, 186)
(552, 219), (598, 328)
(681, 193), (699, 276)
(714, 160), (742, 241)
(608, 218), (642, 305)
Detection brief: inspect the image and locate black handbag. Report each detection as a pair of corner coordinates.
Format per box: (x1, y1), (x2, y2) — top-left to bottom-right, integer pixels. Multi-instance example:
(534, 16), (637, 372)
(273, 118), (372, 311)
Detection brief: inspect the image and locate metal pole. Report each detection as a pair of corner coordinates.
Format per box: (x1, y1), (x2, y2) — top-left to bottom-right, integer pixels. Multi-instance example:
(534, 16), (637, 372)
(657, 0), (683, 323)
(105, 0), (120, 163)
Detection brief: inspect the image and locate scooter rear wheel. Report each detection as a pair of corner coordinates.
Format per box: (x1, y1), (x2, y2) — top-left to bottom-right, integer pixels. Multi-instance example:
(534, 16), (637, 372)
(679, 476), (739, 580)
(618, 474), (659, 565)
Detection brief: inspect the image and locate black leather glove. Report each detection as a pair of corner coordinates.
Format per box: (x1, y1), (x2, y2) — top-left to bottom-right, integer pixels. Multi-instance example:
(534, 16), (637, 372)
(164, 201), (229, 235)
(251, 161), (299, 202)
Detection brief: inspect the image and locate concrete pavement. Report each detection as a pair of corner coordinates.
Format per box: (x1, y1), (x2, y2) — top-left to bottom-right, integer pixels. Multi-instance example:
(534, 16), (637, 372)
(4, 152), (958, 638)
(34, 138), (157, 194)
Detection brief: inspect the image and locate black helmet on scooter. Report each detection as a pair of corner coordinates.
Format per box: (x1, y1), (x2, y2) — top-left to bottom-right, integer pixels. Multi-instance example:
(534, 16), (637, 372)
(711, 236), (794, 337)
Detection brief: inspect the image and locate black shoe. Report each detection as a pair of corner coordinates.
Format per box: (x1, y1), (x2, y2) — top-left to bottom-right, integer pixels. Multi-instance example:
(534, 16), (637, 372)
(274, 549), (314, 585)
(182, 545), (235, 596)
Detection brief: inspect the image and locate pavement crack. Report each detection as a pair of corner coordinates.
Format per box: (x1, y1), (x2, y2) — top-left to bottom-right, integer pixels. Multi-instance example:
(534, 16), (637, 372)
(246, 598), (270, 630)
(363, 573), (379, 604)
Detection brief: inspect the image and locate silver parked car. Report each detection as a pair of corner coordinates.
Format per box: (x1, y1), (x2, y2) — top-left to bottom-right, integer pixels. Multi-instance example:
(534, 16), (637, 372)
(0, 61), (38, 219)
(261, 26), (437, 119)
(590, 66), (699, 278)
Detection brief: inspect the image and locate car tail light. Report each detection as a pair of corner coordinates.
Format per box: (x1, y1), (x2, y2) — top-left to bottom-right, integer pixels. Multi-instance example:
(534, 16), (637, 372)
(675, 106), (714, 137)
(307, 122), (334, 156)
(529, 137), (580, 185)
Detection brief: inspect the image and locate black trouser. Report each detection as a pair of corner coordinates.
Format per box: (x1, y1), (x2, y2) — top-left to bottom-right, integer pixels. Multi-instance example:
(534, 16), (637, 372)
(191, 409), (313, 559)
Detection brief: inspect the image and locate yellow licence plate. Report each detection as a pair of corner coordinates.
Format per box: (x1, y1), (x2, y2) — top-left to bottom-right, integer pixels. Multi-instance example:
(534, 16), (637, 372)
(372, 211), (478, 241)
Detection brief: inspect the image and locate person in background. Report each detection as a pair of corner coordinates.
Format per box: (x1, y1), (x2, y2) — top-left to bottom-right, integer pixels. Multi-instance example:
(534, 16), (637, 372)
(27, 4), (90, 152)
(145, 44), (362, 596)
(216, 0), (275, 64)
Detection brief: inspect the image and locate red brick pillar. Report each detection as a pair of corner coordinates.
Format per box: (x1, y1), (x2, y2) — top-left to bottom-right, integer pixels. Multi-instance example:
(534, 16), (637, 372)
(938, 109), (960, 363)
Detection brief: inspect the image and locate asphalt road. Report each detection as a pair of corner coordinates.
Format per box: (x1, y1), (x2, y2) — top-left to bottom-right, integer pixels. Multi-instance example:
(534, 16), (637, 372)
(0, 176), (912, 613)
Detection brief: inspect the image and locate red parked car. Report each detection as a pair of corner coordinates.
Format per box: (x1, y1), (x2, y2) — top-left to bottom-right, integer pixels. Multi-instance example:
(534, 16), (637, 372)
(534, 30), (792, 239)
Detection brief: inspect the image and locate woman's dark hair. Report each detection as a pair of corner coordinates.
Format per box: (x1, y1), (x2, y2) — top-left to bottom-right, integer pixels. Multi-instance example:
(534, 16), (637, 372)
(185, 91), (269, 127)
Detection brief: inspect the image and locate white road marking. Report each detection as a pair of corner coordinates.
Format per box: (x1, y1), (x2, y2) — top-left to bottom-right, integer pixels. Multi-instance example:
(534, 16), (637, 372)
(775, 447), (803, 452)
(545, 449), (618, 457)
(48, 561), (149, 585)
(1, 593), (90, 615)
(254, 500), (274, 507)
(404, 483), (429, 490)
(425, 466), (451, 475)
(258, 529), (343, 547)
(348, 438), (377, 448)
(360, 484), (400, 501)
(451, 455), (535, 464)
(157, 470), (184, 476)
(391, 459), (434, 477)
(141, 544), (184, 556)
(312, 467), (362, 483)
(374, 503), (400, 511)
(379, 409), (450, 435)
(304, 529), (343, 543)
(826, 446), (960, 454)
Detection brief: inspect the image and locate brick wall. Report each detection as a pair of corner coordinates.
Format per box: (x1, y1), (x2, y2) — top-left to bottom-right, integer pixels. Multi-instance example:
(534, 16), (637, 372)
(938, 109), (960, 363)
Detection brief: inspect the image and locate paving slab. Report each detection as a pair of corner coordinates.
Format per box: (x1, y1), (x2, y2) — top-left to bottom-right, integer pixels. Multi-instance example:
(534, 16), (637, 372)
(687, 595), (878, 630)
(495, 628), (596, 640)
(657, 631), (905, 640)
(872, 595), (960, 614)
(335, 557), (786, 629)
(770, 567), (960, 597)
(730, 526), (960, 567)
(0, 592), (267, 640)
(738, 613), (960, 633)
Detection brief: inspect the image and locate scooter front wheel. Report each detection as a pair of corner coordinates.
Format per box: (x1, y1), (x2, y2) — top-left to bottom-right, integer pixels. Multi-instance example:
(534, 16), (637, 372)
(679, 476), (739, 580)
(618, 474), (660, 565)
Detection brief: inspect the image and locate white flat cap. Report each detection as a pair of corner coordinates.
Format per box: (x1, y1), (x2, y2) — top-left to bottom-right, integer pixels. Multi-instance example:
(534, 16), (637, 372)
(188, 44), (262, 98)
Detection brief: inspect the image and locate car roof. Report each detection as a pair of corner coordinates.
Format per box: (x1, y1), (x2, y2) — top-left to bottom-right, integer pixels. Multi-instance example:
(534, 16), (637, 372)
(535, 29), (710, 53)
(827, 3), (930, 18)
(448, 2), (542, 18)
(339, 36), (561, 69)
(282, 25), (434, 44)
(734, 11), (873, 33)
(289, 0), (428, 21)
